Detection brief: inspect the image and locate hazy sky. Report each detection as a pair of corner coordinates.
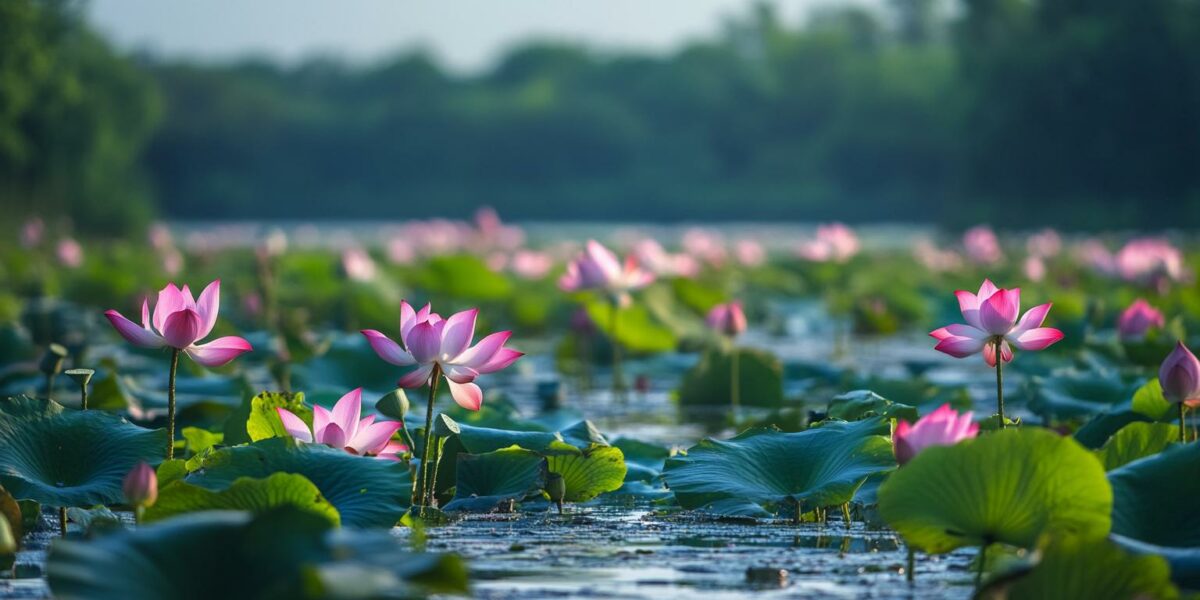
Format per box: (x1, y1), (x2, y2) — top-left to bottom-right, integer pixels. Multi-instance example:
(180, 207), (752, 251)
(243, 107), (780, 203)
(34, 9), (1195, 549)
(87, 0), (842, 72)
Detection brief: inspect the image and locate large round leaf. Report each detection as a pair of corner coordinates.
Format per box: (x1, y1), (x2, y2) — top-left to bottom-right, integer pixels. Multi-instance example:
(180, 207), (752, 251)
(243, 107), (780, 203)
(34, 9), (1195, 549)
(677, 347), (783, 408)
(0, 396), (165, 507)
(544, 442), (626, 502)
(981, 535), (1177, 600)
(662, 418), (894, 515)
(187, 438), (409, 528)
(144, 473), (340, 526)
(47, 507), (468, 600)
(1095, 422), (1178, 471)
(443, 446), (547, 512)
(878, 428), (1112, 553)
(1109, 441), (1200, 548)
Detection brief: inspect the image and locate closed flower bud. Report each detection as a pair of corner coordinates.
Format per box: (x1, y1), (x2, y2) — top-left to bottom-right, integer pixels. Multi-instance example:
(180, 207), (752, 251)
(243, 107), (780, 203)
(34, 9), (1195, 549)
(122, 462), (158, 508)
(1159, 342), (1200, 406)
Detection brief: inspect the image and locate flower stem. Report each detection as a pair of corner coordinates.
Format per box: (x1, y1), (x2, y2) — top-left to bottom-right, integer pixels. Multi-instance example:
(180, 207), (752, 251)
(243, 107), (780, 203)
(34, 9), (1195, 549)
(419, 365), (442, 512)
(59, 507), (67, 538)
(167, 348), (180, 459)
(976, 542), (989, 590)
(730, 342), (740, 419)
(45, 374), (55, 404)
(906, 545), (915, 582)
(429, 436), (443, 506)
(1180, 402), (1187, 444)
(609, 300), (625, 401)
(993, 339), (1005, 430)
(79, 382), (88, 411)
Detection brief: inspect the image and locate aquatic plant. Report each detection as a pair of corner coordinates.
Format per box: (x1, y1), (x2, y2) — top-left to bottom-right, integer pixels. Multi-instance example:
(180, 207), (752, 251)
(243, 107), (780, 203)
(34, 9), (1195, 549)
(892, 404), (978, 466)
(104, 280), (253, 458)
(706, 300), (747, 413)
(1118, 299), (1165, 341)
(361, 301), (522, 510)
(122, 462), (157, 523)
(931, 279), (1063, 428)
(1158, 341), (1200, 442)
(275, 387), (405, 460)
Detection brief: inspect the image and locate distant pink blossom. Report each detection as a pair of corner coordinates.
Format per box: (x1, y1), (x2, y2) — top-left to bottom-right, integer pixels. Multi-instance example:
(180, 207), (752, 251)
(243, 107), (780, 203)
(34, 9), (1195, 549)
(912, 239), (963, 272)
(681, 228), (727, 267)
(706, 301), (747, 337)
(1026, 228), (1062, 257)
(1117, 299), (1165, 341)
(148, 223), (173, 251)
(930, 279), (1063, 366)
(105, 280), (253, 366)
(963, 225), (1003, 264)
(485, 252), (508, 273)
(1114, 238), (1184, 285)
(893, 404), (978, 466)
(162, 249), (184, 276)
(56, 238), (83, 268)
(362, 301), (522, 411)
(276, 388), (406, 460)
(342, 248), (377, 282)
(560, 240), (655, 305)
(734, 239), (766, 267)
(386, 238), (416, 265)
(510, 250), (553, 280)
(20, 217), (44, 249)
(1023, 255), (1046, 282)
(632, 239), (699, 279)
(797, 223), (859, 263)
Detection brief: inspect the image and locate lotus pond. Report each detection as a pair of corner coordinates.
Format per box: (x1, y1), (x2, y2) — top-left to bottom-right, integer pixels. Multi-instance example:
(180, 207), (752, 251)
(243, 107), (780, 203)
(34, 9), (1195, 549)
(1, 217), (1198, 599)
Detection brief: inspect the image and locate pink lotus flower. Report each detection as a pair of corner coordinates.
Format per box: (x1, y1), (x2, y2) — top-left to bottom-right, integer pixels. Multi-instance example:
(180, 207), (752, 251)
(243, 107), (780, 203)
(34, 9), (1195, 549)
(930, 279), (1063, 366)
(361, 301), (523, 410)
(963, 225), (1003, 264)
(1023, 255), (1046, 282)
(706, 301), (747, 337)
(559, 240), (655, 304)
(632, 239), (699, 279)
(797, 223), (859, 263)
(734, 239), (766, 267)
(104, 281), (253, 367)
(342, 248), (377, 282)
(123, 461), (158, 507)
(912, 239), (963, 272)
(893, 404), (978, 465)
(1159, 342), (1200, 407)
(275, 388), (406, 460)
(1115, 238), (1185, 285)
(56, 238), (83, 268)
(1117, 299), (1165, 341)
(1026, 228), (1062, 257)
(510, 250), (553, 280)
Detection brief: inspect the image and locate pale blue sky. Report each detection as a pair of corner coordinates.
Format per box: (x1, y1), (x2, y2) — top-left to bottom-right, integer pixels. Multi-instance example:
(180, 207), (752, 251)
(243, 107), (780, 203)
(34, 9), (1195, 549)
(87, 0), (853, 72)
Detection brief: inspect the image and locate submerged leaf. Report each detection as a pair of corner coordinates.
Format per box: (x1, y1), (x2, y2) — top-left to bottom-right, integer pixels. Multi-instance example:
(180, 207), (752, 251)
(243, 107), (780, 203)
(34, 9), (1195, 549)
(663, 419), (893, 515)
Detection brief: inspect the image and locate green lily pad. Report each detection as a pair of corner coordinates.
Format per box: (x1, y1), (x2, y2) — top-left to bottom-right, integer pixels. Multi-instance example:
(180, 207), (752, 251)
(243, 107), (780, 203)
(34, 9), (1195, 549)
(0, 486), (22, 547)
(1131, 378), (1174, 421)
(47, 507), (468, 600)
(558, 420), (610, 448)
(1109, 441), (1200, 548)
(181, 427), (223, 456)
(1095, 422), (1178, 471)
(826, 390), (917, 422)
(544, 442), (627, 503)
(584, 299), (676, 354)
(878, 428), (1112, 553)
(145, 473), (340, 526)
(663, 419), (894, 515)
(0, 396), (165, 507)
(1075, 407), (1152, 449)
(677, 347), (783, 409)
(443, 446), (548, 512)
(413, 254), (512, 301)
(187, 438), (409, 528)
(980, 535), (1177, 600)
(246, 391), (312, 442)
(1110, 534), (1200, 591)
(1028, 369), (1137, 420)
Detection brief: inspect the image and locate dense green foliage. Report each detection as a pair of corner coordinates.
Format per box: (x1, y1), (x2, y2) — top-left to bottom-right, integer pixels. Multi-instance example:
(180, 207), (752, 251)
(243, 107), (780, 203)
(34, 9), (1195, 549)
(6, 0), (1200, 230)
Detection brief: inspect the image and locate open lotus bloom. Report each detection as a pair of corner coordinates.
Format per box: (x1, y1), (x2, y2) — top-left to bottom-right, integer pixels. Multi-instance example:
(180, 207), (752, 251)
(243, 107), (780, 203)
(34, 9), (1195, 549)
(275, 388), (407, 460)
(559, 239), (655, 304)
(104, 280), (253, 367)
(930, 279), (1063, 366)
(1160, 342), (1200, 407)
(893, 404), (979, 465)
(361, 301), (523, 410)
(1117, 299), (1165, 341)
(706, 301), (747, 337)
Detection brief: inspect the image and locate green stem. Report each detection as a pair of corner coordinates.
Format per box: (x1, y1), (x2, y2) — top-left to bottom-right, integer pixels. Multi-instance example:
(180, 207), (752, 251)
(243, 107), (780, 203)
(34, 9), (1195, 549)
(79, 383), (88, 411)
(1180, 403), (1187, 444)
(994, 339), (1005, 430)
(167, 349), (180, 459)
(610, 300), (625, 401)
(730, 342), (740, 418)
(976, 542), (988, 590)
(46, 374), (55, 404)
(59, 507), (67, 538)
(399, 421), (417, 457)
(906, 545), (915, 582)
(418, 365), (442, 512)
(429, 436), (443, 508)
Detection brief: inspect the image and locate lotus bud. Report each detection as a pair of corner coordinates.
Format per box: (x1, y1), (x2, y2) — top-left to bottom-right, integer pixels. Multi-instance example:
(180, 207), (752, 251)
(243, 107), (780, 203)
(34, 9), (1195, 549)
(376, 389), (410, 420)
(64, 368), (94, 411)
(1117, 299), (1165, 341)
(706, 301), (747, 338)
(546, 472), (566, 514)
(893, 405), (979, 466)
(1159, 342), (1200, 405)
(122, 462), (158, 508)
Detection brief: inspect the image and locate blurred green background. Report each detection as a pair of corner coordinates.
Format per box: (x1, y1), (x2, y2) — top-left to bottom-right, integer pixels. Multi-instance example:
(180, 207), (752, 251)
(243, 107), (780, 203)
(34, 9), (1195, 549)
(4, 0), (1200, 235)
